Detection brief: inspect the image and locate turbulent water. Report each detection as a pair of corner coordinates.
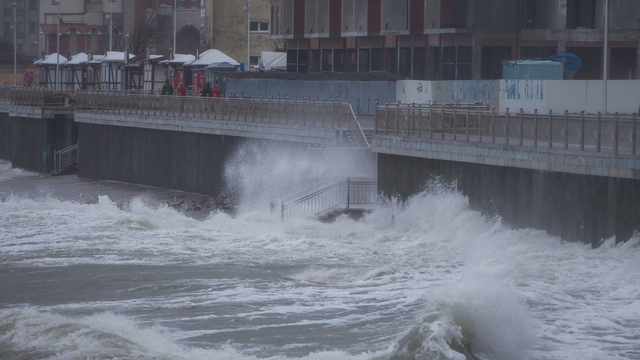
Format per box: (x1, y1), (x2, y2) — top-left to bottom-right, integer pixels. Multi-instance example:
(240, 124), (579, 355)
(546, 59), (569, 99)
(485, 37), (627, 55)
(1, 158), (639, 360)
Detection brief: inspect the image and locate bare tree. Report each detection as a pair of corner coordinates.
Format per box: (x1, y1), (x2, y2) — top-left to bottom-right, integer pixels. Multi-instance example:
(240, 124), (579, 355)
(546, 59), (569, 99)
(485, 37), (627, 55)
(126, 15), (170, 56)
(271, 39), (286, 52)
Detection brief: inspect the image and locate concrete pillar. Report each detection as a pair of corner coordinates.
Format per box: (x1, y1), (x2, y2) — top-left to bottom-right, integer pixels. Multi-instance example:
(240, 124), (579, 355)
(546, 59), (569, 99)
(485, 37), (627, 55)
(636, 46), (640, 80)
(472, 32), (482, 80)
(557, 40), (566, 55)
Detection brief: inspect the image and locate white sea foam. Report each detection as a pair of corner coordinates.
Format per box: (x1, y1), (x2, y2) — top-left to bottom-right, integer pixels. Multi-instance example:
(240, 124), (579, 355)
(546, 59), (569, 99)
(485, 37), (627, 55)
(2, 180), (640, 358)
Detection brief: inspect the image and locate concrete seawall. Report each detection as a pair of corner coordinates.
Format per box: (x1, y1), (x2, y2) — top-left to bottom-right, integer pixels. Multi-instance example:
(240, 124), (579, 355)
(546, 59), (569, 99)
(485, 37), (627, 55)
(78, 123), (242, 196)
(0, 112), (10, 160)
(378, 153), (640, 246)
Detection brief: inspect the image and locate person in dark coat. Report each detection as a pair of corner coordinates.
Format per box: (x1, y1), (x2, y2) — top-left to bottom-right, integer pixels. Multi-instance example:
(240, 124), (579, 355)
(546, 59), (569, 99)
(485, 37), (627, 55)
(201, 82), (212, 97)
(161, 79), (173, 95)
(211, 84), (222, 98)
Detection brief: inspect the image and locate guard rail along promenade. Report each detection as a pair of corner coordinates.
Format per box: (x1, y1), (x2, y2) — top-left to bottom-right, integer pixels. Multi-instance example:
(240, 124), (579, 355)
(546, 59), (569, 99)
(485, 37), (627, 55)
(374, 101), (638, 155)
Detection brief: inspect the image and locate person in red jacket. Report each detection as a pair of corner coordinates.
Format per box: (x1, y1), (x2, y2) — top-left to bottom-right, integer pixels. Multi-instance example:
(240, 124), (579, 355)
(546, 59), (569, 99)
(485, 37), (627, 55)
(211, 84), (222, 98)
(176, 83), (187, 96)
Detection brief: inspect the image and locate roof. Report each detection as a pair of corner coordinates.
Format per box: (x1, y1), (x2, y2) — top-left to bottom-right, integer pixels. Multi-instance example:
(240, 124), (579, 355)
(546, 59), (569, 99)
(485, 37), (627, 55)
(65, 52), (89, 65)
(160, 54), (196, 65)
(185, 49), (240, 68)
(210, 71), (403, 82)
(101, 51), (135, 62)
(34, 53), (68, 66)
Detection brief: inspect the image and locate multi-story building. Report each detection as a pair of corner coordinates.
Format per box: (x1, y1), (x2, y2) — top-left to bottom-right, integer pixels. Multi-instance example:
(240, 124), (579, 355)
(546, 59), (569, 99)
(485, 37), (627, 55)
(132, 0), (203, 56)
(39, 0), (121, 57)
(272, 0), (640, 80)
(1, 0), (40, 59)
(204, 0), (276, 66)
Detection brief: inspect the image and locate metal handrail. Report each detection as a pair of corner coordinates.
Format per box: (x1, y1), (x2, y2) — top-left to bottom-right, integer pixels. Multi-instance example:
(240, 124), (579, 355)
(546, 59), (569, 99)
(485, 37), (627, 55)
(278, 178), (377, 220)
(53, 143), (78, 174)
(374, 103), (639, 156)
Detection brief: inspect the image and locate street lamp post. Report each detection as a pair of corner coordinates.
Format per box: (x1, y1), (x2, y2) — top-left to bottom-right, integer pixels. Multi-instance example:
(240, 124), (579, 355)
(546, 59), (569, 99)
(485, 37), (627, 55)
(55, 1), (61, 91)
(109, 0), (113, 51)
(247, 0), (250, 70)
(39, 31), (43, 58)
(603, 0), (609, 115)
(173, 0), (177, 55)
(12, 3), (16, 86)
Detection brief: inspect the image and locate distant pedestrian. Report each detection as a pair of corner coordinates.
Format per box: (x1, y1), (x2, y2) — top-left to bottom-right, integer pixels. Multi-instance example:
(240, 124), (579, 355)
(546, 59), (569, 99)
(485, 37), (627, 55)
(211, 84), (222, 98)
(161, 79), (173, 95)
(201, 82), (212, 97)
(177, 83), (186, 96)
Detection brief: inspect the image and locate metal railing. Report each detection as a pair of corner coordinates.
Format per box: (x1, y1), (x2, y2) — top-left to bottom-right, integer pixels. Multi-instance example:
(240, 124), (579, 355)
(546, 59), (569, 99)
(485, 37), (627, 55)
(53, 143), (78, 174)
(76, 91), (359, 129)
(374, 103), (639, 155)
(276, 178), (378, 220)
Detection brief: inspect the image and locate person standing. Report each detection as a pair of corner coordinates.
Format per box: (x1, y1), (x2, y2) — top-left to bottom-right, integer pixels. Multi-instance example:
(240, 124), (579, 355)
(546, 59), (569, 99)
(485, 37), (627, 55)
(161, 79), (173, 95)
(211, 84), (222, 98)
(201, 82), (212, 97)
(177, 83), (187, 96)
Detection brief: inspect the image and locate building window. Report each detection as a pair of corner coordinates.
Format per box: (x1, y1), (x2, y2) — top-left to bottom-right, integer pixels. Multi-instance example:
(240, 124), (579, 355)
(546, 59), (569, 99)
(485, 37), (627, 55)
(17, 0), (23, 14)
(159, 0), (167, 5)
(17, 43), (23, 52)
(17, 21), (23, 37)
(4, 1), (11, 15)
(147, 0), (152, 9)
(4, 21), (10, 37)
(250, 21), (268, 33)
(178, 0), (184, 8)
(30, 21), (35, 32)
(250, 55), (259, 66)
(30, 0), (36, 9)
(30, 42), (36, 54)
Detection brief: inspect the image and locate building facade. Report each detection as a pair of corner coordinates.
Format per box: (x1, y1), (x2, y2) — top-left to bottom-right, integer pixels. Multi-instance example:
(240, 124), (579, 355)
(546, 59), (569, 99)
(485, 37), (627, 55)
(1, 0), (40, 60)
(273, 0), (640, 80)
(132, 0), (203, 56)
(39, 0), (122, 58)
(204, 0), (276, 66)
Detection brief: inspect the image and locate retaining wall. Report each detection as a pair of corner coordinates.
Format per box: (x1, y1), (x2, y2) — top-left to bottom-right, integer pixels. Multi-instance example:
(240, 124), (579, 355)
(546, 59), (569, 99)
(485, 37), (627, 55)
(378, 153), (640, 246)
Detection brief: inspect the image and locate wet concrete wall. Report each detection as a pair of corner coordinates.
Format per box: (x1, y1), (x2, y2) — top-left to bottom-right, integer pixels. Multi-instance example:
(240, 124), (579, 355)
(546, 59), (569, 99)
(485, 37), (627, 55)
(378, 153), (640, 246)
(0, 112), (10, 160)
(8, 115), (77, 173)
(78, 123), (243, 196)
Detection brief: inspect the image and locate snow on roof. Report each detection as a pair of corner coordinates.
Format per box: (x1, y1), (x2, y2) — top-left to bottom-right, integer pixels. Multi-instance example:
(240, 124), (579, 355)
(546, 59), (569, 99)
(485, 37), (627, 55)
(185, 49), (240, 68)
(256, 51), (286, 71)
(101, 51), (135, 62)
(34, 53), (68, 66)
(88, 55), (105, 63)
(64, 52), (89, 65)
(160, 54), (196, 65)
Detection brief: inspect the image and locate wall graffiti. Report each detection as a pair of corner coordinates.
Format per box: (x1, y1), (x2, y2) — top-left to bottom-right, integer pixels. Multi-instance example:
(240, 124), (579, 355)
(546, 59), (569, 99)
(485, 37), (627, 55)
(504, 79), (544, 100)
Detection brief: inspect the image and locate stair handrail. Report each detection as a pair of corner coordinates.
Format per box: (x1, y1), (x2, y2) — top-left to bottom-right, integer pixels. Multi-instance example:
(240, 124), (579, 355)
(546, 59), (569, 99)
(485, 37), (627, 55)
(53, 143), (79, 174)
(348, 102), (371, 149)
(278, 177), (378, 220)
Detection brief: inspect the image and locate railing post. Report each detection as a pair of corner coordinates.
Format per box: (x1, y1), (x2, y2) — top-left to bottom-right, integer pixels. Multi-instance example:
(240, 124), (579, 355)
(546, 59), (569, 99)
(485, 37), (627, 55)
(491, 107), (496, 144)
(614, 111), (619, 155)
(564, 110), (569, 150)
(244, 96), (248, 122)
(597, 111), (602, 152)
(281, 201), (285, 221)
(331, 98), (335, 129)
(519, 108), (523, 146)
(478, 106), (482, 143)
(396, 102), (400, 135)
(268, 96), (272, 123)
(419, 104), (423, 138)
(453, 105), (458, 141)
(384, 101), (389, 135)
(548, 109), (553, 149)
(322, 98), (326, 127)
(374, 100), (379, 135)
(580, 111), (585, 151)
(260, 96), (264, 123)
(276, 96), (281, 124)
(633, 113), (637, 155)
(441, 106), (445, 140)
(465, 107), (469, 141)
(346, 177), (350, 210)
(533, 109), (538, 147)
(505, 107), (510, 146)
